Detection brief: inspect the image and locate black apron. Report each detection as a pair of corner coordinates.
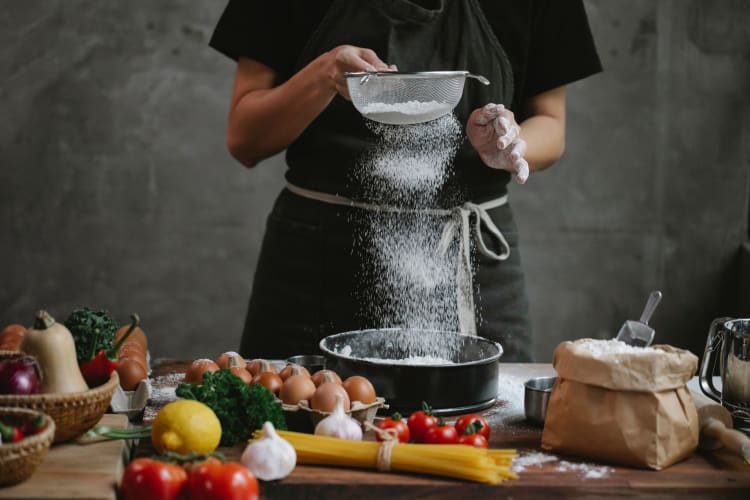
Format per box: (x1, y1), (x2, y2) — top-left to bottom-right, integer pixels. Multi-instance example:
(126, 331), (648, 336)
(240, 0), (532, 362)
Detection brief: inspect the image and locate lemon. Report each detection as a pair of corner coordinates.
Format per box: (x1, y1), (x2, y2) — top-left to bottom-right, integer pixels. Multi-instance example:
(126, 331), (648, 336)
(151, 400), (222, 454)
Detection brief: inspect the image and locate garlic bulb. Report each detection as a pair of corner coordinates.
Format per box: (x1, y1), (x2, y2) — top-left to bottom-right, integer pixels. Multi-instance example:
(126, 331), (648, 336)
(314, 396), (363, 440)
(241, 421), (296, 481)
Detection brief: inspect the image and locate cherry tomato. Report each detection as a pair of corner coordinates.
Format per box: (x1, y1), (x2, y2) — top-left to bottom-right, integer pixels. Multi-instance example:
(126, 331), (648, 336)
(424, 421), (459, 444)
(457, 433), (488, 448)
(454, 413), (491, 440)
(406, 402), (438, 443)
(120, 458), (188, 500)
(375, 412), (410, 443)
(187, 457), (259, 500)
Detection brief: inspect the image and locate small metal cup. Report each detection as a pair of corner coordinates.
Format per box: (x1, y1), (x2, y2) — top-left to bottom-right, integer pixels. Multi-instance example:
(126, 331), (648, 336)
(286, 354), (326, 374)
(524, 376), (557, 426)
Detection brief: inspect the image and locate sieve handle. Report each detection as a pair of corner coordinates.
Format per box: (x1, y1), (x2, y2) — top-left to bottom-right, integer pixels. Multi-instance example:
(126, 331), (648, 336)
(467, 73), (490, 85)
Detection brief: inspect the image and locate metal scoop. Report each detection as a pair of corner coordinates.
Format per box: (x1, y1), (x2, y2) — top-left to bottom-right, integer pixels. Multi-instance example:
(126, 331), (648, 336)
(615, 290), (663, 347)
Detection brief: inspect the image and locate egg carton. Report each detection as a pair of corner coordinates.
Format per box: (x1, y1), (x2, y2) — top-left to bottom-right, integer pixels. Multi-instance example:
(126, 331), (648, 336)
(279, 397), (387, 433)
(109, 351), (152, 421)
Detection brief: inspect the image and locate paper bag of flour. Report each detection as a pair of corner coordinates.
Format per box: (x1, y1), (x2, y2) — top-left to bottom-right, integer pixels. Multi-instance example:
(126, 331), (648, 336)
(541, 339), (699, 470)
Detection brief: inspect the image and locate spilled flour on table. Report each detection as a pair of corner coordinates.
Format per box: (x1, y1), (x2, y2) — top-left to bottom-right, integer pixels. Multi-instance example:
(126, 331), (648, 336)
(143, 372), (184, 421)
(512, 451), (613, 479)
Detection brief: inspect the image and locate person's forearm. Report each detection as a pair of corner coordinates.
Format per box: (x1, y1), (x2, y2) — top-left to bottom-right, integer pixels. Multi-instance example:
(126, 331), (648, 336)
(227, 56), (337, 167)
(518, 114), (566, 172)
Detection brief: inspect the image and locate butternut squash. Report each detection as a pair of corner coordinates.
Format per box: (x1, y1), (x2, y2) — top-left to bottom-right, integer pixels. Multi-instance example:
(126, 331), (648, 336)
(21, 310), (89, 394)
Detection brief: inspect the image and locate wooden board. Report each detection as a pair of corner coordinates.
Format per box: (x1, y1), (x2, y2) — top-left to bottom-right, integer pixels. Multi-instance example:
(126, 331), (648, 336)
(0, 414), (129, 500)
(141, 361), (750, 499)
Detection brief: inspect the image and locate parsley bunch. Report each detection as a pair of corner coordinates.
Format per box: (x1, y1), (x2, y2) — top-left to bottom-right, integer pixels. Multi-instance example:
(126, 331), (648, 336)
(176, 369), (286, 446)
(63, 307), (119, 362)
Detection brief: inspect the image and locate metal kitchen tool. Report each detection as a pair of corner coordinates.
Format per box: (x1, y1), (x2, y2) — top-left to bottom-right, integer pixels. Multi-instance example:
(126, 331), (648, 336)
(344, 71), (490, 125)
(615, 290), (663, 347)
(700, 317), (750, 433)
(286, 354), (325, 374)
(524, 376), (556, 426)
(320, 328), (502, 416)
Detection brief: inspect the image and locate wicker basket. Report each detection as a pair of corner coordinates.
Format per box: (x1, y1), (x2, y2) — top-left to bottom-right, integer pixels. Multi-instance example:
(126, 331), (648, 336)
(0, 358), (118, 443)
(0, 407), (55, 486)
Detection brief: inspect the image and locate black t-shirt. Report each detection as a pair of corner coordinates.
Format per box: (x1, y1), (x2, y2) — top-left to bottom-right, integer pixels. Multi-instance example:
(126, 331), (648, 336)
(210, 0), (602, 202)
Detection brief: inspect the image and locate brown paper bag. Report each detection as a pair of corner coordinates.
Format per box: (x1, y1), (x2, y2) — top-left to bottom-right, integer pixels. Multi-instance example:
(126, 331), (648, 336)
(541, 339), (699, 470)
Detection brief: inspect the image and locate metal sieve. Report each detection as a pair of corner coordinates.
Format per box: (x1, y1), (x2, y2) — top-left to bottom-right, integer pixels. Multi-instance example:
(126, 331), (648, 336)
(345, 71), (490, 125)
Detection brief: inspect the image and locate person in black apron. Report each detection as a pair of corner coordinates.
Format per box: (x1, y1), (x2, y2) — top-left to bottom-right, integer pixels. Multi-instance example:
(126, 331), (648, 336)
(209, 0), (602, 361)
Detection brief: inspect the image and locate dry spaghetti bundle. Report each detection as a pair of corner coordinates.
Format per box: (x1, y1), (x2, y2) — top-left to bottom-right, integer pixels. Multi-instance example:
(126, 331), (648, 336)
(254, 429), (517, 484)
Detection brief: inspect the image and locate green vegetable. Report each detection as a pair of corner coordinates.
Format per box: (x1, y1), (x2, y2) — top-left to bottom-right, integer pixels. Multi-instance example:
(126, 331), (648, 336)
(176, 369), (286, 446)
(63, 307), (119, 362)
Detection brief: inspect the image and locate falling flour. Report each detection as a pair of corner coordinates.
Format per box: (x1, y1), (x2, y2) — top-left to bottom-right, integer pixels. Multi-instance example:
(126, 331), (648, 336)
(353, 114), (464, 348)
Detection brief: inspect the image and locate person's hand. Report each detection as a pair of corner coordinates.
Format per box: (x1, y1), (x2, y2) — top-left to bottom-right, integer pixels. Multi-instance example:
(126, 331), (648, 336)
(466, 103), (529, 184)
(325, 45), (396, 100)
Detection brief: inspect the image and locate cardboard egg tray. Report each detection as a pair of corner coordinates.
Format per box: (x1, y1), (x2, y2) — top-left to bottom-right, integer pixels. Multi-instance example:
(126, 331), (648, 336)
(280, 397), (388, 433)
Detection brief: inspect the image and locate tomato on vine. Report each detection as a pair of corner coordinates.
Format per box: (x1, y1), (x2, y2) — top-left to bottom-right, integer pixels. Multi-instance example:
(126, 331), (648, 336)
(376, 412), (410, 443)
(423, 418), (459, 444)
(406, 402), (438, 443)
(454, 413), (490, 440)
(120, 458), (188, 500)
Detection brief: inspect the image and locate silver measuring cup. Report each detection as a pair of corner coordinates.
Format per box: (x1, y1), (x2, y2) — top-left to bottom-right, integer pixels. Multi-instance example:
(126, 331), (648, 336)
(700, 317), (750, 430)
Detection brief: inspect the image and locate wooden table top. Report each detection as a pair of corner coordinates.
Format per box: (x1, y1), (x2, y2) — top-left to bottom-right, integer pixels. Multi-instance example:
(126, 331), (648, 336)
(0, 414), (129, 500)
(136, 360), (750, 499)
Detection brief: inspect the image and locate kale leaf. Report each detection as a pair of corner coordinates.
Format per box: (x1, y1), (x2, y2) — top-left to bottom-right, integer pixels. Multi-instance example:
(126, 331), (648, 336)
(63, 307), (119, 362)
(176, 369), (286, 446)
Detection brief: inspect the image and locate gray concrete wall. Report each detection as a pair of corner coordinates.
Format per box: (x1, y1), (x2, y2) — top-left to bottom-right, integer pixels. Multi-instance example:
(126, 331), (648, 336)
(1, 1), (748, 362)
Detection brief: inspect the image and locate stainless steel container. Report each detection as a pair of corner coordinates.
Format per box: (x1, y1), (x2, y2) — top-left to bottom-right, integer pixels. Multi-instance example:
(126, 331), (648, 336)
(524, 376), (556, 426)
(700, 317), (750, 431)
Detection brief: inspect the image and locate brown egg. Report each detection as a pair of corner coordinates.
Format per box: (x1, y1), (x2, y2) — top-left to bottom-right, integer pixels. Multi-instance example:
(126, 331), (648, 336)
(118, 354), (148, 373)
(246, 359), (276, 377)
(279, 374), (317, 405)
(311, 370), (342, 387)
(215, 351), (246, 369)
(117, 342), (146, 360)
(117, 359), (147, 391)
(311, 382), (351, 412)
(279, 364), (311, 381)
(184, 358), (220, 384)
(231, 366), (253, 385)
(114, 324), (148, 350)
(342, 375), (377, 404)
(252, 371), (283, 395)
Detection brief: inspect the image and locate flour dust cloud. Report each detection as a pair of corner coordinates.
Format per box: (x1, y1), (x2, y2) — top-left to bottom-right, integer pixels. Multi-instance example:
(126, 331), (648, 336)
(352, 113), (465, 356)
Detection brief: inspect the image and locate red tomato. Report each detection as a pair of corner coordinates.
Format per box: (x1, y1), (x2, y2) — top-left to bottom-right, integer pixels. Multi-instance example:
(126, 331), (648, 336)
(375, 413), (410, 443)
(120, 458), (187, 500)
(187, 458), (259, 500)
(406, 402), (438, 443)
(457, 433), (488, 448)
(454, 413), (491, 440)
(423, 422), (459, 444)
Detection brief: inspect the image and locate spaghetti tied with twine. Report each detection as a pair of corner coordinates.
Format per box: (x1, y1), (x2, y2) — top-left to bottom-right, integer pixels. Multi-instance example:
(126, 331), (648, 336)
(364, 422), (399, 471)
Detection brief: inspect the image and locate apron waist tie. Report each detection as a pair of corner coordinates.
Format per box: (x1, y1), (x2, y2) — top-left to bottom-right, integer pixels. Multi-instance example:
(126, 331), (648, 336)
(285, 183), (510, 334)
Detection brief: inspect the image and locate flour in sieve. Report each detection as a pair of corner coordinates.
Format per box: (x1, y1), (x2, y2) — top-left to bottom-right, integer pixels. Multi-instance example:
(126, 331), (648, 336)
(361, 100), (453, 125)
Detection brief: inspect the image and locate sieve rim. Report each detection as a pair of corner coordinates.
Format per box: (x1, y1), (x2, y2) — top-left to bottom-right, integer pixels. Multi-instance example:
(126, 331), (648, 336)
(344, 70), (470, 80)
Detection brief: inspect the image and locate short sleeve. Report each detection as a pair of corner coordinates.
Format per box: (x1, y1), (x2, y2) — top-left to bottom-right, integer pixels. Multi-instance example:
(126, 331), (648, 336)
(209, 0), (327, 80)
(525, 0), (602, 97)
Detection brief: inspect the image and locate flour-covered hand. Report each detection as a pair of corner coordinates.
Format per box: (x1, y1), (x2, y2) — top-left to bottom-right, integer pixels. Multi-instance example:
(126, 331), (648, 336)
(467, 103), (529, 184)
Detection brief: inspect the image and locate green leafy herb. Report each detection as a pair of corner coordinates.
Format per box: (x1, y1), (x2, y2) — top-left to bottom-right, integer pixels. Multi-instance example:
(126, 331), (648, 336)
(176, 369), (286, 446)
(64, 307), (119, 362)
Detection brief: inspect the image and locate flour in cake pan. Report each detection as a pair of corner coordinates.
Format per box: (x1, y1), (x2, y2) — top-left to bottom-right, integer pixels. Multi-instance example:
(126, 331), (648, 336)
(512, 450), (612, 479)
